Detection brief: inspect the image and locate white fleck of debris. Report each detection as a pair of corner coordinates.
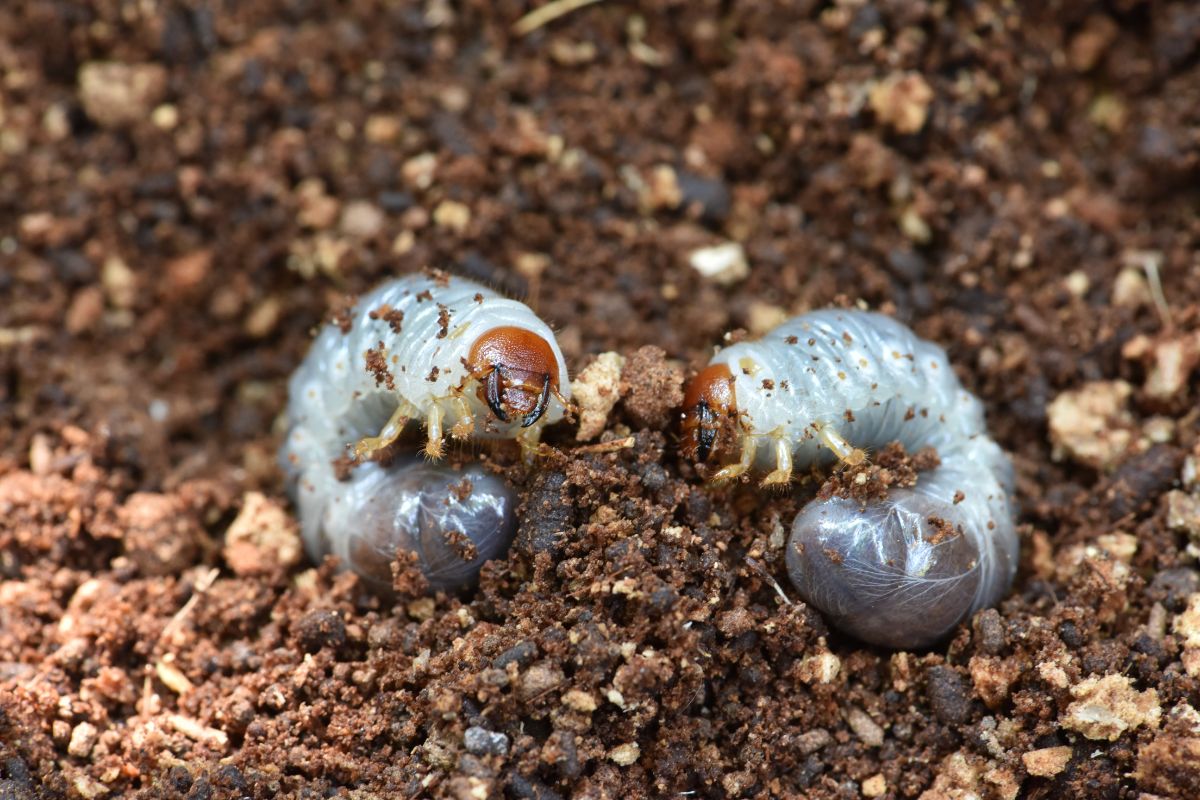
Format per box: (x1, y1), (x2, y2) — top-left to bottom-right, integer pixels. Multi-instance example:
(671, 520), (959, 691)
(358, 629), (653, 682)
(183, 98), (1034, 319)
(798, 650), (841, 684)
(1046, 380), (1134, 470)
(433, 200), (471, 233)
(1022, 746), (1072, 777)
(223, 492), (303, 576)
(571, 352), (626, 441)
(166, 714), (229, 750)
(609, 742), (640, 765)
(340, 200), (385, 239)
(862, 774), (887, 797)
(155, 658), (195, 695)
(402, 152), (438, 189)
(1062, 673), (1161, 740)
(78, 61), (168, 129)
(148, 399), (170, 422)
(689, 242), (749, 285)
(68, 722), (99, 758)
(846, 706), (885, 746)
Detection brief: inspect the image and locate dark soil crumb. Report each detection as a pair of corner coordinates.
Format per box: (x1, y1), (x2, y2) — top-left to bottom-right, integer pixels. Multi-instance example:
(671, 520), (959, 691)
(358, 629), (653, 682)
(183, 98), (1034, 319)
(620, 345), (685, 431)
(294, 609), (347, 654)
(329, 295), (358, 335)
(391, 551), (431, 599)
(818, 441), (940, 504)
(440, 527), (478, 563)
(364, 342), (395, 390)
(1, 1), (1199, 798)
(448, 477), (474, 503)
(435, 304), (451, 339)
(368, 303), (405, 334)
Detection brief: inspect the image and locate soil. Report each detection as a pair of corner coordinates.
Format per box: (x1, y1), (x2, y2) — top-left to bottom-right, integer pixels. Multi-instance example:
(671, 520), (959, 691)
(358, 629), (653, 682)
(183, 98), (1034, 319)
(2, 2), (1199, 799)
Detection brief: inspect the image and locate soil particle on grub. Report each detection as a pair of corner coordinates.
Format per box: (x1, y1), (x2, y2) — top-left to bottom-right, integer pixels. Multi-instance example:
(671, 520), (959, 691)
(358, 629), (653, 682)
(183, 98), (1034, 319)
(1, 1), (1199, 798)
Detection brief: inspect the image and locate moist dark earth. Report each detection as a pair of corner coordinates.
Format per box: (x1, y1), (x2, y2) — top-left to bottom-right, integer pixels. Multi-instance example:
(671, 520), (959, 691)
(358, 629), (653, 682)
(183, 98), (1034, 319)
(2, 1), (1200, 798)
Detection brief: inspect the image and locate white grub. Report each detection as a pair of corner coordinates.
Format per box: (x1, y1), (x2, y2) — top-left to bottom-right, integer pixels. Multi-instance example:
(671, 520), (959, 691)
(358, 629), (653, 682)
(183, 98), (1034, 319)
(279, 271), (570, 590)
(684, 310), (1017, 649)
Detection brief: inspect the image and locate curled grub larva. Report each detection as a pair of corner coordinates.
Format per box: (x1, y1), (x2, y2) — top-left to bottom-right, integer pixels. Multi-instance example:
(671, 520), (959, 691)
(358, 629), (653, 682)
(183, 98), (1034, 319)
(682, 309), (1018, 649)
(280, 271), (569, 588)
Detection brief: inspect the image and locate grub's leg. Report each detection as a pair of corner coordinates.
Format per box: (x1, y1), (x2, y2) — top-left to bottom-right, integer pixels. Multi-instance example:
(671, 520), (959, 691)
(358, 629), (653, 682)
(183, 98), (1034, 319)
(712, 435), (758, 483)
(816, 423), (866, 466)
(761, 436), (794, 487)
(423, 404), (446, 460)
(352, 404), (411, 462)
(450, 397), (475, 441)
(516, 425), (542, 461)
(552, 387), (575, 421)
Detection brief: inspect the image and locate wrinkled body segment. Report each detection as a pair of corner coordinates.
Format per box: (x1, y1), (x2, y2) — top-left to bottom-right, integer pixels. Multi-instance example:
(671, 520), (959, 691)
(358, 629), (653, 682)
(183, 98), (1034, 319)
(280, 272), (570, 590)
(311, 457), (517, 593)
(684, 310), (1019, 649)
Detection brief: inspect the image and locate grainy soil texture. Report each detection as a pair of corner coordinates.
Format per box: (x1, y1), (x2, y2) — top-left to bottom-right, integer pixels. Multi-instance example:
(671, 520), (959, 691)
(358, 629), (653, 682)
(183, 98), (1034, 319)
(2, 1), (1200, 798)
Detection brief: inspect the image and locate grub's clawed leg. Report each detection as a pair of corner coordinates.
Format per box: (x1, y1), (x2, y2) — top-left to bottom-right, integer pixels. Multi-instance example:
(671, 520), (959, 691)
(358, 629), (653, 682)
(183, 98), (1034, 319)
(761, 437), (794, 487)
(552, 388), (574, 422)
(817, 423), (866, 466)
(517, 425), (542, 462)
(450, 397), (475, 441)
(712, 436), (757, 483)
(352, 405), (411, 462)
(423, 404), (446, 459)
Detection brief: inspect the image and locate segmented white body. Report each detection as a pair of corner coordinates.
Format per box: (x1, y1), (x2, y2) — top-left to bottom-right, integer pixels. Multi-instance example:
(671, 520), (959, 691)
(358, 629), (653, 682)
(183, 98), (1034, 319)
(281, 272), (569, 567)
(709, 310), (1018, 648)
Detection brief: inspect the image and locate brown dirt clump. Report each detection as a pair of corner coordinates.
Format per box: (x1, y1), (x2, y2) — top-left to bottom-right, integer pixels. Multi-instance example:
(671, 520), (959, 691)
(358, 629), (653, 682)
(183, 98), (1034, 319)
(1, 1), (1199, 798)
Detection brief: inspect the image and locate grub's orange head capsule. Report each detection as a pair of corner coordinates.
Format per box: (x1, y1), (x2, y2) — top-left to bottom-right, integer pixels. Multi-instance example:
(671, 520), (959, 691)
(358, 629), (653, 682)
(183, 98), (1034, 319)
(467, 326), (562, 428)
(680, 363), (737, 463)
